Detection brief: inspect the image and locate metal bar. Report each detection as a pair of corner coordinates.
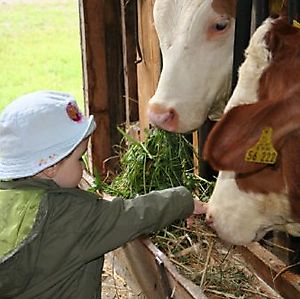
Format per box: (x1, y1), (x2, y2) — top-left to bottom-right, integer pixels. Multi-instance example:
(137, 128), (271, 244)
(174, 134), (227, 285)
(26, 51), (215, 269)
(288, 0), (295, 24)
(288, 0), (300, 24)
(255, 0), (269, 28)
(198, 120), (218, 180)
(155, 256), (174, 299)
(231, 0), (253, 91)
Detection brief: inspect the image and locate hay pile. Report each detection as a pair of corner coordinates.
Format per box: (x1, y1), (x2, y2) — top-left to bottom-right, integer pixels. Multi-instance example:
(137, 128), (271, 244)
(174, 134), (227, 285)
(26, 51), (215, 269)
(94, 128), (280, 298)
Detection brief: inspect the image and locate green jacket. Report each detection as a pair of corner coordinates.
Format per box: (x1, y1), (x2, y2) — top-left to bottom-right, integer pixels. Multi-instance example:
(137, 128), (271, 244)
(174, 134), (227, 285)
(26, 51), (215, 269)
(0, 178), (193, 299)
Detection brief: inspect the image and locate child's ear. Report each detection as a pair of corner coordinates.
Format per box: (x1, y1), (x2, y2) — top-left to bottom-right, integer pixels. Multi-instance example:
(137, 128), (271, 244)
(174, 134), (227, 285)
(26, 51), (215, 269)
(42, 164), (59, 178)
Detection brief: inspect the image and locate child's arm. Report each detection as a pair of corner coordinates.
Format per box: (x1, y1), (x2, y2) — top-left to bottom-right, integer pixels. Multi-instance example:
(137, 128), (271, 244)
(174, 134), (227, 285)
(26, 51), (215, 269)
(49, 186), (194, 260)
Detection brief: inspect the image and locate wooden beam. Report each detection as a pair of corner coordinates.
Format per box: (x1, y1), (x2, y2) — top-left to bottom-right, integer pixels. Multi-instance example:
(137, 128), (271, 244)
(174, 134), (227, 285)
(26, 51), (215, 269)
(79, 0), (125, 176)
(136, 0), (161, 140)
(120, 0), (139, 126)
(238, 243), (300, 299)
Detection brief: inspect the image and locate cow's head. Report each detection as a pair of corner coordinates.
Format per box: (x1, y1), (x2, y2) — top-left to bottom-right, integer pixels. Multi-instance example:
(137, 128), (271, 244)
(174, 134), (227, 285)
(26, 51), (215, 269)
(204, 16), (300, 245)
(147, 0), (237, 133)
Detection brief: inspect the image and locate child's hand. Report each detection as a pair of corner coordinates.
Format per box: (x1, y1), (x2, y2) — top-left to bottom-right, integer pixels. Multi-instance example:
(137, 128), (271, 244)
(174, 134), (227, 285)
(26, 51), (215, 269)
(186, 200), (208, 228)
(193, 199), (208, 215)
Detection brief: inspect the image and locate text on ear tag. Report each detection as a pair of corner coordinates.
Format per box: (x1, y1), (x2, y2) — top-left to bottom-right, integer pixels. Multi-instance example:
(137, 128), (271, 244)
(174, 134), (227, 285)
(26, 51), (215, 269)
(245, 127), (278, 164)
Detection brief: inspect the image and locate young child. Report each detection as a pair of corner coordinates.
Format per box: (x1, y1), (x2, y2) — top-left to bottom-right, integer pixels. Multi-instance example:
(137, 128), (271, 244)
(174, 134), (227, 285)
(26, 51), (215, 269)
(0, 90), (205, 299)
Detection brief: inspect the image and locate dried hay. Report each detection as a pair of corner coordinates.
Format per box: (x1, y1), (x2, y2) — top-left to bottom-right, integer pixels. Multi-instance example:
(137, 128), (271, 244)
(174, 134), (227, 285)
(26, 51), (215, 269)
(93, 128), (281, 298)
(151, 219), (281, 298)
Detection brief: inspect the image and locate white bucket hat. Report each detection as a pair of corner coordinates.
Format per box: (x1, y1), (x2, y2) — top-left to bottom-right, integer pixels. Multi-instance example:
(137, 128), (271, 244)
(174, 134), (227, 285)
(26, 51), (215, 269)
(0, 90), (96, 180)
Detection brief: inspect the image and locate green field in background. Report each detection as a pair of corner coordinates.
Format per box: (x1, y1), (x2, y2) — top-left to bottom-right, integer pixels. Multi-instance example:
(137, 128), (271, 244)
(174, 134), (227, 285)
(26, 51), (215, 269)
(0, 0), (83, 111)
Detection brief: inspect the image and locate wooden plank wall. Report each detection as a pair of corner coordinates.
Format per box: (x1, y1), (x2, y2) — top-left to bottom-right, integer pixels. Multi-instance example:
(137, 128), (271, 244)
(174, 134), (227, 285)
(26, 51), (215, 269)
(136, 0), (161, 140)
(79, 0), (125, 176)
(79, 0), (160, 173)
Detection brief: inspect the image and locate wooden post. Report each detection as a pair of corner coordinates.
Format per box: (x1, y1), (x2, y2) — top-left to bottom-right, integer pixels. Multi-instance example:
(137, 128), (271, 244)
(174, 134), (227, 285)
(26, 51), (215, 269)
(79, 0), (125, 176)
(120, 0), (139, 127)
(136, 0), (161, 140)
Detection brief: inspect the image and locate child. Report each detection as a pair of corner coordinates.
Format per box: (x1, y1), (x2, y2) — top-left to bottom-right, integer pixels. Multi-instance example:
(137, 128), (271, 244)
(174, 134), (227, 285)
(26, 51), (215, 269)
(0, 90), (205, 299)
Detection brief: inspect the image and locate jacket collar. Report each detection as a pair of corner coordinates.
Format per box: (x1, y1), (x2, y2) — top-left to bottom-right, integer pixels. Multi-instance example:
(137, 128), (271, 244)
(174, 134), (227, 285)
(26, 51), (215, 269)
(0, 178), (59, 190)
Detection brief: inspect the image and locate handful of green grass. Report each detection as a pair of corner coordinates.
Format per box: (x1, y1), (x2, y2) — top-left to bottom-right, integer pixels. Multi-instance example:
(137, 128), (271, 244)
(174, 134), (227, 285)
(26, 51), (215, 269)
(94, 127), (214, 199)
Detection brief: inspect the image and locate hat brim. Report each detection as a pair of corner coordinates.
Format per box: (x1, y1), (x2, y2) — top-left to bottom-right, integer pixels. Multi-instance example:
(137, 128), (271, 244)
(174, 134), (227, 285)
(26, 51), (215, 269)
(0, 115), (96, 180)
(82, 115), (96, 140)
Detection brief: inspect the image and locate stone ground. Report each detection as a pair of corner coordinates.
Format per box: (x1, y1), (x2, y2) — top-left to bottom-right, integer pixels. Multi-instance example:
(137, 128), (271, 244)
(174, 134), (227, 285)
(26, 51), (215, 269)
(102, 258), (142, 299)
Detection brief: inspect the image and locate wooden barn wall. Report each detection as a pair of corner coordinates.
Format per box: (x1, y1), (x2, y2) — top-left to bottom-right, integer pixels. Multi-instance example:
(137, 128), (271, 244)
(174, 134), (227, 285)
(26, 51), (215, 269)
(79, 0), (125, 176)
(79, 0), (160, 174)
(136, 0), (161, 139)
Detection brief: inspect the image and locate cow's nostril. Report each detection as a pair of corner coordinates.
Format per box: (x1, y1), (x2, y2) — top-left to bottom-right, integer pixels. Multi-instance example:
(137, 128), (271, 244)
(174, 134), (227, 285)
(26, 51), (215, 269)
(168, 108), (175, 119)
(147, 103), (178, 132)
(205, 214), (214, 226)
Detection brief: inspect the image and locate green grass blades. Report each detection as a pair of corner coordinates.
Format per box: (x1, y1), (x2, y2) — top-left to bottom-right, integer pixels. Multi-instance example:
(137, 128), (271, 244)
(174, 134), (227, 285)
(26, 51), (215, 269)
(94, 128), (215, 199)
(0, 1), (83, 111)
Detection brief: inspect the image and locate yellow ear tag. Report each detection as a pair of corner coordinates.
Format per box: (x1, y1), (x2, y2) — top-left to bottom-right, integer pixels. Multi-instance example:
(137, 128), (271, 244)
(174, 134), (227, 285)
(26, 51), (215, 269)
(245, 127), (278, 164)
(293, 20), (300, 29)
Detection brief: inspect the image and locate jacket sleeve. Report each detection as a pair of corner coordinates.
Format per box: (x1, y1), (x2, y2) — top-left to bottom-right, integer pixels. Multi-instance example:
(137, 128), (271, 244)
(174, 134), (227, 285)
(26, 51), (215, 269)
(47, 186), (194, 261)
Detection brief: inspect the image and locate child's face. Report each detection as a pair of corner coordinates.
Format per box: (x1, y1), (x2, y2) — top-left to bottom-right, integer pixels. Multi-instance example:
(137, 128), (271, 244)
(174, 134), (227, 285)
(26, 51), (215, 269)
(52, 139), (89, 188)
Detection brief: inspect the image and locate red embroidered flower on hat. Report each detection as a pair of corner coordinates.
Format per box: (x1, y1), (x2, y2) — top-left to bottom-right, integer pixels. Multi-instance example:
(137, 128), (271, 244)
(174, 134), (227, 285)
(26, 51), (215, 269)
(66, 102), (82, 122)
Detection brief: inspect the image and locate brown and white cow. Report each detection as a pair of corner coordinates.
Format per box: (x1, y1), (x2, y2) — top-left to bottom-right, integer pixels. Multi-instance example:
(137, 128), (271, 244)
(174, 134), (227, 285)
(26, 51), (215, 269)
(203, 15), (300, 245)
(147, 0), (237, 133)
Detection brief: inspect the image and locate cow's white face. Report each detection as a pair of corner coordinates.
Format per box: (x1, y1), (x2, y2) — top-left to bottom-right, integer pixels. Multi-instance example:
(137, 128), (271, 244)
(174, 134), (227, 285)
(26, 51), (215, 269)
(147, 0), (236, 133)
(206, 171), (300, 245)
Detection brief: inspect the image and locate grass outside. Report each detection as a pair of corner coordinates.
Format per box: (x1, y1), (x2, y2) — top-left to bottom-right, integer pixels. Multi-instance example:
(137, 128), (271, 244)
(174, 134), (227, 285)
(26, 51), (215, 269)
(0, 0), (83, 111)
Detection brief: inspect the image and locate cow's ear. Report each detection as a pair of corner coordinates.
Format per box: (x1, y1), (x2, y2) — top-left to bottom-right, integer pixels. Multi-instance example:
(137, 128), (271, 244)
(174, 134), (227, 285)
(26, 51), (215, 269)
(203, 102), (269, 173)
(203, 94), (300, 173)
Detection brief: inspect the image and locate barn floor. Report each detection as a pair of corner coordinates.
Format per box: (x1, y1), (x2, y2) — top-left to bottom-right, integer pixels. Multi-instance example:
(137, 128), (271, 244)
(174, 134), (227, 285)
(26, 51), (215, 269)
(102, 256), (143, 299)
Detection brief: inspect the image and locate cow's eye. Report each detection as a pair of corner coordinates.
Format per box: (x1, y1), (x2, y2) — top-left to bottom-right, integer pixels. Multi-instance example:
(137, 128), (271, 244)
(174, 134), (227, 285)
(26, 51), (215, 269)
(215, 19), (230, 31)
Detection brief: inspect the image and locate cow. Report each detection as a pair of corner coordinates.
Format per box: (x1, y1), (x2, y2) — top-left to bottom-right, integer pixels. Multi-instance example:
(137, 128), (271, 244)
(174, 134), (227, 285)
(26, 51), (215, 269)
(147, 0), (237, 133)
(203, 14), (300, 245)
